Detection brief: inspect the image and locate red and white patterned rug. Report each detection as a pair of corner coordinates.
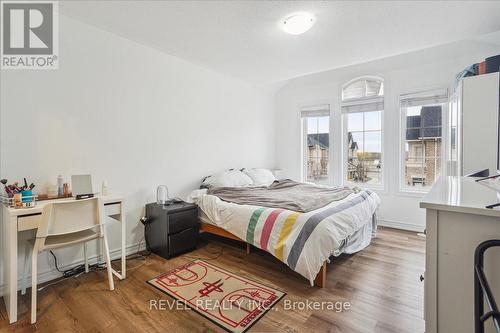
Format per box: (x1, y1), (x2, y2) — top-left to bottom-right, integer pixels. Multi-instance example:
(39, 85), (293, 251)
(147, 259), (286, 333)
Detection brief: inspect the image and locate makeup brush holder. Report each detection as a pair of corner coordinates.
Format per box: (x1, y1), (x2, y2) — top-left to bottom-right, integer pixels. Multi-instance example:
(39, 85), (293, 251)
(1, 192), (38, 208)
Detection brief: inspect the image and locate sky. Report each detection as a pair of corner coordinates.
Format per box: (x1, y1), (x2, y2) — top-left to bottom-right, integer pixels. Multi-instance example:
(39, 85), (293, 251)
(307, 116), (330, 133)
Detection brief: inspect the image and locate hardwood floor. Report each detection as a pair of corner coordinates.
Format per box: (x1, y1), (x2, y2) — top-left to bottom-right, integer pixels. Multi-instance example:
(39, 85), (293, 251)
(0, 227), (425, 333)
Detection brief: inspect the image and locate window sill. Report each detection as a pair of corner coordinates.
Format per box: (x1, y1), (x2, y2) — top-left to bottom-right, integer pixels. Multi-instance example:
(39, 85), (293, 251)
(344, 181), (386, 194)
(397, 189), (430, 198)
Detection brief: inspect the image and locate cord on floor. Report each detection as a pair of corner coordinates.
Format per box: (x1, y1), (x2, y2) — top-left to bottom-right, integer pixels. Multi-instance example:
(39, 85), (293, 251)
(50, 250), (105, 278)
(44, 238), (221, 292)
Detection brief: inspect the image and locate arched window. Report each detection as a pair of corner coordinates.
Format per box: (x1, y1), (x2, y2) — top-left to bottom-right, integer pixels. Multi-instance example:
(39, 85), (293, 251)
(342, 77), (384, 101)
(342, 77), (384, 186)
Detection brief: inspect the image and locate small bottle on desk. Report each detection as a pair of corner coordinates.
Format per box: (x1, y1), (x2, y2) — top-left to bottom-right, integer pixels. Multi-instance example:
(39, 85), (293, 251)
(57, 175), (64, 196)
(63, 183), (70, 196)
(102, 181), (108, 196)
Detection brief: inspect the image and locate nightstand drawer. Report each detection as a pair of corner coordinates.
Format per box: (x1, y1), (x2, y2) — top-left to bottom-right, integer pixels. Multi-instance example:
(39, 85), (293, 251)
(168, 227), (198, 257)
(168, 208), (198, 234)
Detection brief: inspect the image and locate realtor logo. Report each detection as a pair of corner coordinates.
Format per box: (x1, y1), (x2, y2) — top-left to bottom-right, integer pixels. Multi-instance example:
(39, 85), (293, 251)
(1, 1), (58, 69)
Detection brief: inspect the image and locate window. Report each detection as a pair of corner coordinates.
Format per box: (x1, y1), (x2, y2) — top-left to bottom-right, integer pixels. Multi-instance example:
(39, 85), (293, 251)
(400, 89), (448, 191)
(448, 95), (459, 176)
(301, 105), (330, 185)
(342, 78), (384, 100)
(342, 77), (384, 186)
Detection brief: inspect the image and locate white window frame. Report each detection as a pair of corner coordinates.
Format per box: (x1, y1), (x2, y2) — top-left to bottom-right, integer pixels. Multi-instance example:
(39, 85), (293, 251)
(341, 77), (385, 190)
(342, 76), (384, 101)
(398, 88), (449, 194)
(300, 104), (332, 185)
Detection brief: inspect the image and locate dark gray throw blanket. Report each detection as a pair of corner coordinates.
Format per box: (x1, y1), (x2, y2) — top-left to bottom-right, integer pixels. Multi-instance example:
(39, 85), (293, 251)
(207, 179), (358, 213)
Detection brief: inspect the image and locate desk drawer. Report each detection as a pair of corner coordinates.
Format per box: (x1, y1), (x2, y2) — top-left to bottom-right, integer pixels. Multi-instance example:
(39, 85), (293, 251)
(18, 215), (41, 231)
(105, 202), (121, 216)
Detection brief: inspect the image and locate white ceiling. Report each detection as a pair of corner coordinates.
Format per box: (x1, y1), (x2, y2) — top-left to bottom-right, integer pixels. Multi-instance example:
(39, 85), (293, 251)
(61, 1), (500, 84)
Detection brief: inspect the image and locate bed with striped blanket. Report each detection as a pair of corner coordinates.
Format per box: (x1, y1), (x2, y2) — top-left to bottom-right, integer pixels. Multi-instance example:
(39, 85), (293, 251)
(191, 187), (380, 285)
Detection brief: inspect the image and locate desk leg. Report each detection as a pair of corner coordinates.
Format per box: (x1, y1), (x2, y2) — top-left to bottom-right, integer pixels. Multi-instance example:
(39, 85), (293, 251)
(120, 204), (126, 279)
(110, 204), (126, 280)
(2, 213), (18, 323)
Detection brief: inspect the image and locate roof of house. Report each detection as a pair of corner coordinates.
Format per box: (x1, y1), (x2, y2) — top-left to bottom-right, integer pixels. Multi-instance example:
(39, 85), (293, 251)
(308, 132), (359, 151)
(308, 133), (329, 149)
(406, 106), (442, 140)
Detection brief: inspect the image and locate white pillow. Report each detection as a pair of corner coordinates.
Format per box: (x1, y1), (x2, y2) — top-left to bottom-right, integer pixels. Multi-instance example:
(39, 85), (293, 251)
(202, 170), (253, 188)
(242, 168), (276, 186)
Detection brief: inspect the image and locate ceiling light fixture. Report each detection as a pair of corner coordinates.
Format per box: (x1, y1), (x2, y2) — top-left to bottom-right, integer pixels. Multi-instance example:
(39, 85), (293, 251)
(282, 12), (316, 35)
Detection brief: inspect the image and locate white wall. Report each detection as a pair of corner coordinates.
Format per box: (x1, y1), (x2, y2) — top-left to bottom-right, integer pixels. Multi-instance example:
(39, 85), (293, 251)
(0, 15), (276, 290)
(275, 40), (500, 231)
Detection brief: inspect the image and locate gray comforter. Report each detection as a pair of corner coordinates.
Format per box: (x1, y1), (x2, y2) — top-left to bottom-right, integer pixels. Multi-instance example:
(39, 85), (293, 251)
(207, 179), (358, 213)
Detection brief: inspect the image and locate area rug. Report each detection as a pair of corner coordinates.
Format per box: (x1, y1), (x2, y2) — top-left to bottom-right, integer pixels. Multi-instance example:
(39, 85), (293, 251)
(147, 259), (286, 333)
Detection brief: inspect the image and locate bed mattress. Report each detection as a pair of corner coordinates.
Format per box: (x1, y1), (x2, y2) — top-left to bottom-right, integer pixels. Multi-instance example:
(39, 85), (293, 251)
(191, 188), (380, 285)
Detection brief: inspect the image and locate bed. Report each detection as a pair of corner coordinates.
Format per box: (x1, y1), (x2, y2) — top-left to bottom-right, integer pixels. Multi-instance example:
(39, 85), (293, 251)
(189, 169), (380, 287)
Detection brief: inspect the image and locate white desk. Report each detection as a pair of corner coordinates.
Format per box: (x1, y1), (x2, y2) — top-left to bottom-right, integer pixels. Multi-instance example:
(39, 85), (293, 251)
(420, 177), (500, 333)
(1, 194), (126, 324)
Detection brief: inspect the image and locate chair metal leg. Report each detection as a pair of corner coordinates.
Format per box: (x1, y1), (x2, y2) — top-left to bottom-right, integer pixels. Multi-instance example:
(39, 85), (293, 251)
(84, 242), (89, 273)
(30, 248), (38, 324)
(102, 232), (114, 291)
(22, 242), (31, 295)
(99, 237), (104, 264)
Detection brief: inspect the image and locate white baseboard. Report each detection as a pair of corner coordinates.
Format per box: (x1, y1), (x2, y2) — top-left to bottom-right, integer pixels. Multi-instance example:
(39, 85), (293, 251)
(0, 242), (147, 296)
(378, 219), (424, 232)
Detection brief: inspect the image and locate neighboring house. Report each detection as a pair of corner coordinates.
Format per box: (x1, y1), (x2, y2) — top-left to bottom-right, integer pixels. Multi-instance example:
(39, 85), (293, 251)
(347, 132), (362, 181)
(307, 133), (329, 181)
(347, 132), (384, 183)
(405, 106), (442, 186)
(347, 132), (359, 162)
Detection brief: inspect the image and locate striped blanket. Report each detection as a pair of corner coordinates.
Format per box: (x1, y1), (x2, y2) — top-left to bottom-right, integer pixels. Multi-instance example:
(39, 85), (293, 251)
(193, 188), (380, 285)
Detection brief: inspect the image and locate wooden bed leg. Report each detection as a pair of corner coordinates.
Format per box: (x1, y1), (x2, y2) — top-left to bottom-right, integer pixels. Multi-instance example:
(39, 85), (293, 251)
(314, 262), (327, 288)
(246, 243), (251, 254)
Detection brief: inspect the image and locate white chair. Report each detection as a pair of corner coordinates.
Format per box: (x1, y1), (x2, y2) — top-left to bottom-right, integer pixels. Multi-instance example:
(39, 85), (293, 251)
(22, 198), (114, 324)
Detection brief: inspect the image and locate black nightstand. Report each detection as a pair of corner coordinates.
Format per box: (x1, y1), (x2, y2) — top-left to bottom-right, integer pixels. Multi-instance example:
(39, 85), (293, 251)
(144, 202), (198, 259)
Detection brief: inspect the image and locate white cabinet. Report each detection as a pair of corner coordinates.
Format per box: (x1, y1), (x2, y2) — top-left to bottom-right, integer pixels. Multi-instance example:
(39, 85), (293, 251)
(421, 177), (500, 333)
(450, 73), (499, 176)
